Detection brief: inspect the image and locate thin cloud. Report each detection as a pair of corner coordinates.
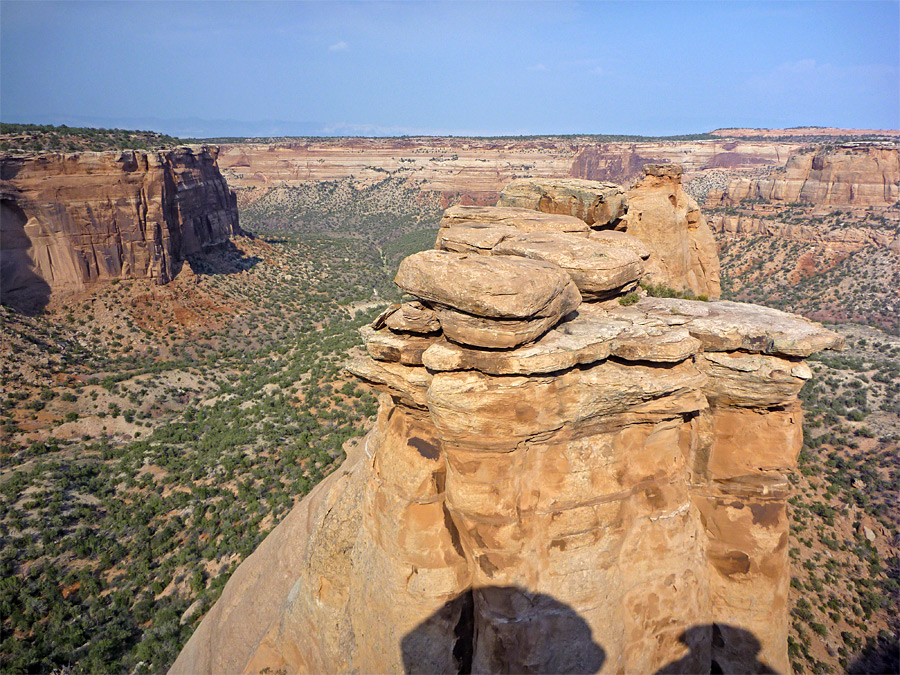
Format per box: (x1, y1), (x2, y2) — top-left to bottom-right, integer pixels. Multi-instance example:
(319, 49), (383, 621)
(328, 41), (348, 52)
(527, 64), (549, 72)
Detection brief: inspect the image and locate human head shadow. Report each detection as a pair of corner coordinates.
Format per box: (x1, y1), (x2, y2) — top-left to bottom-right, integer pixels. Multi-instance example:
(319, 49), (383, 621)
(1, 194), (51, 315)
(403, 596), (786, 675)
(401, 585), (606, 675)
(654, 623), (780, 675)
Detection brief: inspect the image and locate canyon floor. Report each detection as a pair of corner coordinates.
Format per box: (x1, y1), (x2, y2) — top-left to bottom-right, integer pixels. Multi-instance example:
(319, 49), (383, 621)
(1, 136), (899, 674)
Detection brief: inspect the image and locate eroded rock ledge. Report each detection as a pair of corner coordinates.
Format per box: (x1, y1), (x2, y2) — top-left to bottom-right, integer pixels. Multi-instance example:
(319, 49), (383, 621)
(172, 175), (841, 675)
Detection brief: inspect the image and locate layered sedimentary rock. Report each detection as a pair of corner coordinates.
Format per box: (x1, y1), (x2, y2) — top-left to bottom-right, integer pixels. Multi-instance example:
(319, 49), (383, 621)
(434, 224), (643, 302)
(173, 199), (841, 675)
(439, 204), (590, 233)
(0, 146), (242, 311)
(623, 165), (722, 299)
(498, 178), (626, 227)
(708, 215), (900, 251)
(215, 137), (803, 205)
(394, 249), (582, 348)
(497, 170), (722, 299)
(568, 141), (798, 184)
(710, 145), (900, 207)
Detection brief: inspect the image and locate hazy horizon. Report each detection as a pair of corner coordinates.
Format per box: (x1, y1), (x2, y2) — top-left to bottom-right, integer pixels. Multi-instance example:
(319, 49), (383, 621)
(2, 1), (899, 138)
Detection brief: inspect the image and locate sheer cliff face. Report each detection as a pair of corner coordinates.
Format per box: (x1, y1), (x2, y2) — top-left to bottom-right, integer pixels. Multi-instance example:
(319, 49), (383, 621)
(172, 195), (841, 675)
(713, 145), (900, 207)
(569, 140), (797, 184)
(0, 146), (241, 311)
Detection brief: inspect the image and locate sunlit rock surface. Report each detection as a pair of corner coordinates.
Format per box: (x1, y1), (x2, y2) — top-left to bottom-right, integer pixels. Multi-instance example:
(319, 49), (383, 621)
(172, 186), (841, 675)
(0, 146), (242, 312)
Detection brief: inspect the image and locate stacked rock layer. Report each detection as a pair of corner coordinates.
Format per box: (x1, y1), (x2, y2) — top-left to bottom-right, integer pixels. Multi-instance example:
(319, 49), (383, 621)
(172, 173), (841, 675)
(498, 167), (722, 300)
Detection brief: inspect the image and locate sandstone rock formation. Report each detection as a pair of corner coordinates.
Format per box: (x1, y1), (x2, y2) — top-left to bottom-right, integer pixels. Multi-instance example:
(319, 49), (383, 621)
(215, 136), (804, 206)
(709, 145), (900, 207)
(394, 249), (582, 349)
(498, 178), (626, 227)
(0, 146), (242, 312)
(623, 165), (722, 299)
(496, 170), (722, 299)
(708, 215), (900, 252)
(173, 198), (841, 675)
(439, 204), (590, 233)
(434, 221), (643, 302)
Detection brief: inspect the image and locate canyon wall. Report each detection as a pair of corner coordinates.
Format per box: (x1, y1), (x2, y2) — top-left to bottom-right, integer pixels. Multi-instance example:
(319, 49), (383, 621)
(709, 145), (900, 208)
(172, 197), (840, 675)
(708, 215), (900, 252)
(709, 127), (900, 139)
(0, 146), (242, 312)
(569, 140), (797, 184)
(216, 138), (801, 205)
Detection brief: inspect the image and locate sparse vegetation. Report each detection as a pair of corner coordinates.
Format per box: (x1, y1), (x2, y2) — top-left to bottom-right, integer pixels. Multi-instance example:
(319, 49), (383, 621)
(785, 325), (900, 674)
(0, 123), (182, 153)
(639, 281), (709, 301)
(0, 179), (445, 672)
(1, 133), (897, 675)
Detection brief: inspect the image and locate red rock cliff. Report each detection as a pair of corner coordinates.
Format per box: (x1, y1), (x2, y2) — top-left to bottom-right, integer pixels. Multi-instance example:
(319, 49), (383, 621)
(1, 146), (242, 311)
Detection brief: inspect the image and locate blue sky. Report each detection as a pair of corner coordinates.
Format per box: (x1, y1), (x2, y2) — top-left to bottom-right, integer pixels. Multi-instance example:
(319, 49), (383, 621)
(1, 1), (898, 137)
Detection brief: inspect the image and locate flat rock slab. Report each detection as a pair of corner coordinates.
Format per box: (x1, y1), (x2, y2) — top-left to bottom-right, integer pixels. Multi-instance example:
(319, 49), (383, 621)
(433, 292), (580, 349)
(498, 178), (627, 227)
(383, 301), (441, 334)
(436, 225), (521, 253)
(493, 232), (643, 300)
(422, 304), (701, 375)
(344, 357), (432, 409)
(633, 298), (845, 356)
(609, 326), (701, 363)
(439, 205), (590, 233)
(360, 326), (439, 366)
(395, 249), (581, 319)
(414, 297), (838, 375)
(696, 352), (812, 408)
(588, 230), (651, 259)
(422, 319), (618, 375)
(435, 228), (644, 300)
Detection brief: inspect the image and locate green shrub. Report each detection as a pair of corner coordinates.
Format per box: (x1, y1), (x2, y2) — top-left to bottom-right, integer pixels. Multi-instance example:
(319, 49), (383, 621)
(638, 281), (709, 301)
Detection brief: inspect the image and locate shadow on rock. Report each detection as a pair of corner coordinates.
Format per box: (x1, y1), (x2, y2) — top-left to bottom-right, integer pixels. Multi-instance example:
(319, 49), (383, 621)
(403, 597), (788, 675)
(0, 195), (51, 315)
(401, 586), (606, 675)
(655, 623), (780, 675)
